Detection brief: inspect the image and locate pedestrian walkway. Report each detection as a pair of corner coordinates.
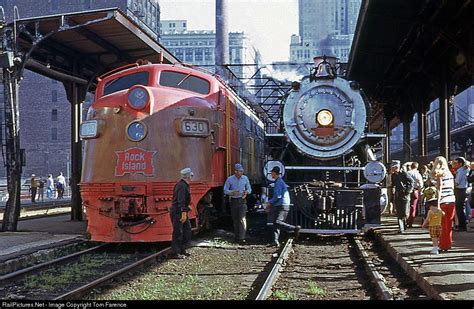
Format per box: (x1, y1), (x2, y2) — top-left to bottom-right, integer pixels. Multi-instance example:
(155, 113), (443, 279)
(0, 197), (71, 208)
(0, 214), (87, 263)
(376, 214), (474, 300)
(0, 198), (71, 221)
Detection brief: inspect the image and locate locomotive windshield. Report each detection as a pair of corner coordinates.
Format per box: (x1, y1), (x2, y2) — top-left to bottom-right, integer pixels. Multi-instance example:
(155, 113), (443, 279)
(103, 71), (149, 96)
(159, 71), (210, 95)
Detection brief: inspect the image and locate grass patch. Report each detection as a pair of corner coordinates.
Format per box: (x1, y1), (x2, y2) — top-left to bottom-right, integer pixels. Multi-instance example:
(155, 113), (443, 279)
(306, 281), (326, 296)
(99, 273), (233, 300)
(273, 289), (297, 300)
(23, 253), (128, 292)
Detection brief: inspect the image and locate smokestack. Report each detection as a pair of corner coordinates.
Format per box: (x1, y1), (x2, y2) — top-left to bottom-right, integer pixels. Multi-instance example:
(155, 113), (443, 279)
(215, 0), (229, 77)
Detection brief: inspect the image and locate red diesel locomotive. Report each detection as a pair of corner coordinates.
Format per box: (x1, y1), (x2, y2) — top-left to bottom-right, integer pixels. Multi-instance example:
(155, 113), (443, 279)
(79, 61), (264, 242)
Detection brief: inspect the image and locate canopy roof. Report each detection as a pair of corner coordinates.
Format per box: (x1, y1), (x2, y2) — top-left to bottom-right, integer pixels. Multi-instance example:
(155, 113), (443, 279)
(347, 0), (473, 130)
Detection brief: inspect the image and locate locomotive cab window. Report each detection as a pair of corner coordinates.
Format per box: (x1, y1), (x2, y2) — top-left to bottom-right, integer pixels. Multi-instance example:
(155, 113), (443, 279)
(103, 72), (149, 96)
(159, 71), (210, 95)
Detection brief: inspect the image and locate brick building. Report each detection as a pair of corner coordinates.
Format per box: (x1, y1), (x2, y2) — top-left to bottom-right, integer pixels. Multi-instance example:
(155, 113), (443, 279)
(0, 0), (160, 178)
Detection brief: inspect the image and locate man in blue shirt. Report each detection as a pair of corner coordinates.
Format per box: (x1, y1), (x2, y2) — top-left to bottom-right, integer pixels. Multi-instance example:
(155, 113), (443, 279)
(224, 163), (252, 244)
(266, 166), (301, 247)
(453, 157), (469, 231)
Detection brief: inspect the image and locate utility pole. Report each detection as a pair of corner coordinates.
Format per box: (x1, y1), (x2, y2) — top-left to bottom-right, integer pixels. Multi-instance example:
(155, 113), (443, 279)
(1, 6), (24, 232)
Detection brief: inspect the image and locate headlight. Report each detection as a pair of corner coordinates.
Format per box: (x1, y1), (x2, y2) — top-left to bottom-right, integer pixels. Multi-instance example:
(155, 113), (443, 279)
(80, 120), (99, 139)
(127, 121), (147, 142)
(127, 86), (149, 110)
(316, 109), (333, 126)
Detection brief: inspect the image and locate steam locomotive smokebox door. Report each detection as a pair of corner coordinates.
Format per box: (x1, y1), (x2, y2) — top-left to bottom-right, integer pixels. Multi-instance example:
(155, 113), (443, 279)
(363, 187), (381, 225)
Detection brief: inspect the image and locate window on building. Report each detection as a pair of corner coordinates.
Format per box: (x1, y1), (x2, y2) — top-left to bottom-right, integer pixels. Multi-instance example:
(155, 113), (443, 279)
(159, 71), (210, 95)
(52, 90), (57, 103)
(174, 48), (184, 61)
(204, 48), (213, 61)
(52, 128), (58, 141)
(103, 72), (149, 97)
(304, 50), (310, 59)
(194, 48), (203, 62)
(185, 48), (193, 62)
(52, 109), (58, 121)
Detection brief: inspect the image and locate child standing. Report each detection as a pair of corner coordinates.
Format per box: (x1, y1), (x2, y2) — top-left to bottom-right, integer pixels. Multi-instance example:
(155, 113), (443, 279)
(421, 180), (437, 225)
(422, 200), (445, 254)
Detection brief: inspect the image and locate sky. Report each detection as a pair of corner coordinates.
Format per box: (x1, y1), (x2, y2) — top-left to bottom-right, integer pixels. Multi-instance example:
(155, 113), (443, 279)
(159, 0), (299, 63)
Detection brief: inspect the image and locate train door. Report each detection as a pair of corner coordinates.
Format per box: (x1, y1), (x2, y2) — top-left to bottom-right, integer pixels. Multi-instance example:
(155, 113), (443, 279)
(227, 95), (238, 171)
(212, 90), (228, 183)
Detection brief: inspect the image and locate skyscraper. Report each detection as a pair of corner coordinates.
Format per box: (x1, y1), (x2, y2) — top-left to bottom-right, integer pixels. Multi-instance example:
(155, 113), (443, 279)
(290, 0), (361, 63)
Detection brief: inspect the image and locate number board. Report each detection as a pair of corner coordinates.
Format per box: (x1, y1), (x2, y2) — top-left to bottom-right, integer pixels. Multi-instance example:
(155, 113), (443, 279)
(80, 120), (98, 139)
(179, 118), (210, 137)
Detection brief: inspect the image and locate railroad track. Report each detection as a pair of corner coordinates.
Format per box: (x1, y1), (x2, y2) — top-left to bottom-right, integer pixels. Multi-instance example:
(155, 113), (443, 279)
(0, 242), (171, 300)
(253, 235), (427, 300)
(55, 246), (172, 300)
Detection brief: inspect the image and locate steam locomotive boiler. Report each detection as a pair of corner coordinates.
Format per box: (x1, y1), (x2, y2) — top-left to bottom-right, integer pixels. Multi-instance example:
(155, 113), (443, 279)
(265, 56), (387, 233)
(79, 60), (264, 242)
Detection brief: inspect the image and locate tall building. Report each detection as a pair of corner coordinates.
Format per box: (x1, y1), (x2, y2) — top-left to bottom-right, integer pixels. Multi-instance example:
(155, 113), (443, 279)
(160, 20), (263, 80)
(0, 0), (161, 178)
(290, 0), (361, 63)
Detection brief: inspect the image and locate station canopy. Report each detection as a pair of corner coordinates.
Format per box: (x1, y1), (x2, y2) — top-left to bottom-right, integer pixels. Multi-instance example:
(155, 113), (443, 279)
(11, 8), (179, 90)
(347, 0), (473, 131)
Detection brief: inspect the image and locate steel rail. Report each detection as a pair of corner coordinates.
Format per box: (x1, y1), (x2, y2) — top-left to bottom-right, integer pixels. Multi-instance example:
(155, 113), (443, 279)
(352, 238), (393, 300)
(0, 243), (106, 286)
(54, 246), (172, 300)
(255, 238), (294, 300)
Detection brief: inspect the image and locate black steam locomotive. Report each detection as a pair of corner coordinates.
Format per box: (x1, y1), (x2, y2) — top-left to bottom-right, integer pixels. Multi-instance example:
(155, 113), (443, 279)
(265, 56), (387, 234)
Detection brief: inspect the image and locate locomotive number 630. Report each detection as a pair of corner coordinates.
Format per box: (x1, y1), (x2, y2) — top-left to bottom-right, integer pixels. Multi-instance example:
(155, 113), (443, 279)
(177, 118), (210, 137)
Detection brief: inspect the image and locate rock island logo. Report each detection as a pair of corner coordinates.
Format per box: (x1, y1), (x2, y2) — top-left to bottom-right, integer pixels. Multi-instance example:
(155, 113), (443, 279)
(115, 147), (156, 176)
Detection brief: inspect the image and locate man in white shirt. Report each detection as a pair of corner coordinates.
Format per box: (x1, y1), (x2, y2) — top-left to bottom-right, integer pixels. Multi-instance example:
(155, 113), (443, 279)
(407, 162), (424, 227)
(57, 172), (67, 199)
(224, 163), (252, 244)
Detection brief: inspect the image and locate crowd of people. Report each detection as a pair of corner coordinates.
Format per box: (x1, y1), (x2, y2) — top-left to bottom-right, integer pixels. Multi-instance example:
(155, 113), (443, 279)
(29, 172), (68, 203)
(170, 156), (473, 258)
(169, 163), (300, 259)
(387, 155), (474, 254)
